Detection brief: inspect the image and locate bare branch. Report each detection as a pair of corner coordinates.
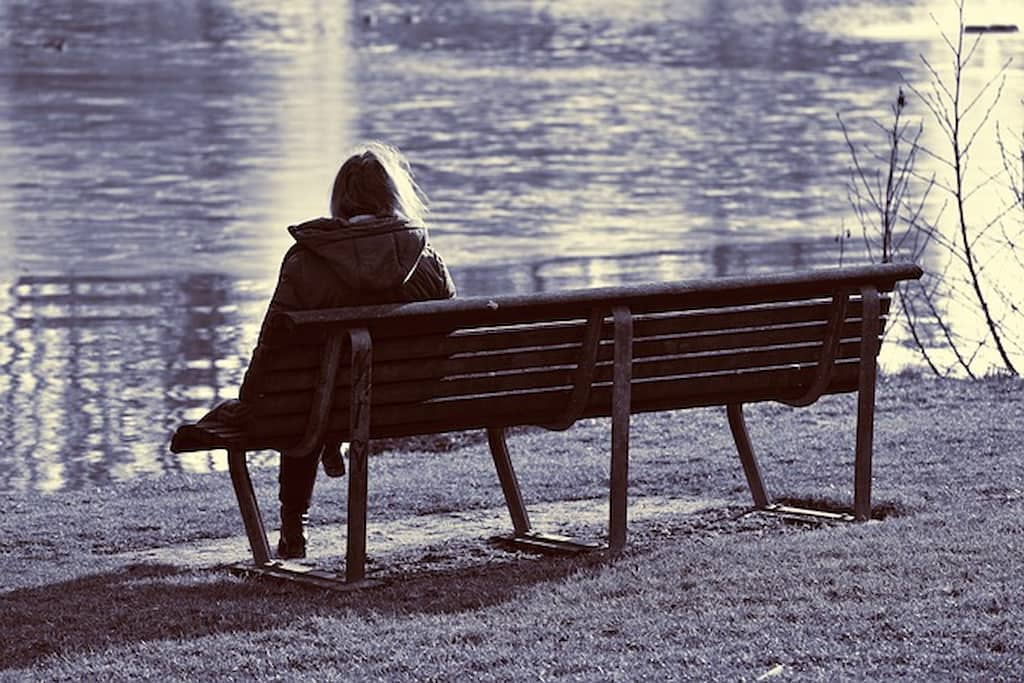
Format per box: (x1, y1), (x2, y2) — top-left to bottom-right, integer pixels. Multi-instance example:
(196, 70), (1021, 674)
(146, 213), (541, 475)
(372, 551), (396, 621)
(961, 58), (1011, 118)
(837, 112), (883, 210)
(963, 166), (1008, 202)
(898, 283), (944, 376)
(917, 53), (954, 102)
(962, 76), (1008, 157)
(902, 78), (954, 140)
(970, 203), (1019, 248)
(916, 278), (978, 378)
(959, 31), (984, 70)
(907, 139), (956, 173)
(928, 10), (959, 59)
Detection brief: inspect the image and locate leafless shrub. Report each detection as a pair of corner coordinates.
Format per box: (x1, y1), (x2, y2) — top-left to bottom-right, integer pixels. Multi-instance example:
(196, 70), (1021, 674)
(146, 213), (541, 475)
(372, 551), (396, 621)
(840, 0), (1021, 377)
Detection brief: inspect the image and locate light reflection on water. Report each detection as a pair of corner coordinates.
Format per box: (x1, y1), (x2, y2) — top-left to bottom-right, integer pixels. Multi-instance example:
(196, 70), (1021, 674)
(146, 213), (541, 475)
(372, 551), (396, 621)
(0, 0), (1021, 492)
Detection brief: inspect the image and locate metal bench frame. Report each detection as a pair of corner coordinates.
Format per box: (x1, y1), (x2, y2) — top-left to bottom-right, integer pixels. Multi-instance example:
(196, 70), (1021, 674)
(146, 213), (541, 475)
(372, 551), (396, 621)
(171, 263), (921, 588)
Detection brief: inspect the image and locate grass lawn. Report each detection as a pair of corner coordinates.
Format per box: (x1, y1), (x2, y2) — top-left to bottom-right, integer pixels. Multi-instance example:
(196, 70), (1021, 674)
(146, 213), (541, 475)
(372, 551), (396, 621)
(1, 374), (1022, 680)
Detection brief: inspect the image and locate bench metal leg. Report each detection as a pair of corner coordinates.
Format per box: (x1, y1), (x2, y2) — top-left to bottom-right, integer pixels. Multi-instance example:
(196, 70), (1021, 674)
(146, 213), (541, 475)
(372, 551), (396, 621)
(346, 328), (372, 583)
(726, 403), (770, 508)
(854, 286), (881, 521)
(227, 449), (270, 566)
(487, 427), (532, 535)
(728, 404), (858, 524)
(609, 306), (633, 553)
(227, 449), (376, 590)
(487, 427), (604, 554)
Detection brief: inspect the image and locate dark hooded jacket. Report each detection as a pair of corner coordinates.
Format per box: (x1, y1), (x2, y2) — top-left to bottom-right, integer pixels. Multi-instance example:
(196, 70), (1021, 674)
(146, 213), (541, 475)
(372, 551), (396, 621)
(240, 215), (455, 399)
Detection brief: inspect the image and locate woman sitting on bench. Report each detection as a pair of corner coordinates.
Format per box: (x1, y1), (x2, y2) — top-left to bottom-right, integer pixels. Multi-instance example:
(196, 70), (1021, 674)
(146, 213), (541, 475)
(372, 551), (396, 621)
(211, 142), (456, 559)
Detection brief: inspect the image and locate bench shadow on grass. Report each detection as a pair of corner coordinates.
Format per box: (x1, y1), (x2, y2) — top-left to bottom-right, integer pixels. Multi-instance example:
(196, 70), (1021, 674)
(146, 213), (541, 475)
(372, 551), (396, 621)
(0, 550), (608, 670)
(1, 502), (908, 670)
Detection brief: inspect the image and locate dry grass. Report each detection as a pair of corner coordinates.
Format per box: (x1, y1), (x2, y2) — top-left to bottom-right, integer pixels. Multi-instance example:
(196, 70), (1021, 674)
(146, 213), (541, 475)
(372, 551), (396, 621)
(1, 374), (1022, 680)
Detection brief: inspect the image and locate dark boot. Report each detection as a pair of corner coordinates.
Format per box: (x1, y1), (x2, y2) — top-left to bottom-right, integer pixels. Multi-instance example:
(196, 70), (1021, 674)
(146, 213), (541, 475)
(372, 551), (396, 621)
(277, 508), (308, 559)
(321, 441), (347, 478)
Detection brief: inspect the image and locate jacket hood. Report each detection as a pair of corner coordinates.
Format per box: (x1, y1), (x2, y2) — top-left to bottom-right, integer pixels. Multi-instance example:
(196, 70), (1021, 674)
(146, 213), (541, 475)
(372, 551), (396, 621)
(287, 215), (428, 293)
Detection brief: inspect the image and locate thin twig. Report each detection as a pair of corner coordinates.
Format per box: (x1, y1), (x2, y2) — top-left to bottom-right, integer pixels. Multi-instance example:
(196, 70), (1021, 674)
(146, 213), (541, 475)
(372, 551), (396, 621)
(899, 283), (944, 376)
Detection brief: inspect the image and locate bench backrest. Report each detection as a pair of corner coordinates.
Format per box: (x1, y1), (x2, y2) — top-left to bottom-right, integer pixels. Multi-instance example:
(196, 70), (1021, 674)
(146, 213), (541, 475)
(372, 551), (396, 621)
(242, 264), (920, 446)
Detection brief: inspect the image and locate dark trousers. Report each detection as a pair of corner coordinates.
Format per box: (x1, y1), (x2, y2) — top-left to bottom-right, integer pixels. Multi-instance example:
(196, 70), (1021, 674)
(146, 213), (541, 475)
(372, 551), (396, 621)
(278, 450), (319, 514)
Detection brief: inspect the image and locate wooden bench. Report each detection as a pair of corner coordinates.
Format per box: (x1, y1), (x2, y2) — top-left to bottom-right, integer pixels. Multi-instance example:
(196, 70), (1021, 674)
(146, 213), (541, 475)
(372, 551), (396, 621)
(170, 263), (922, 588)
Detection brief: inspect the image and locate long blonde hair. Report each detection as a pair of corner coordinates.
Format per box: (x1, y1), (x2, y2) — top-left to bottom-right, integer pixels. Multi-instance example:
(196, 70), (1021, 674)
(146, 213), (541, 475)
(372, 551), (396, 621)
(329, 141), (428, 225)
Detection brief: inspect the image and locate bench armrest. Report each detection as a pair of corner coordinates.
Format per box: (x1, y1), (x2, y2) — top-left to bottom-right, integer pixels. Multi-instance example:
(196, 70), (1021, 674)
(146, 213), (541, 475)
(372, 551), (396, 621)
(543, 308), (605, 431)
(782, 288), (853, 407)
(280, 329), (347, 459)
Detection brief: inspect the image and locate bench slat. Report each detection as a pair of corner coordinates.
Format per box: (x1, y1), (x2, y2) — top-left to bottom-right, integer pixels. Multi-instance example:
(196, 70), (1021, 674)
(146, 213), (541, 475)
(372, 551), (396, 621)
(265, 264), (915, 342)
(172, 361), (865, 453)
(376, 297), (889, 361)
(254, 317), (881, 394)
(235, 362), (863, 445)
(266, 296), (888, 354)
(250, 338), (873, 416)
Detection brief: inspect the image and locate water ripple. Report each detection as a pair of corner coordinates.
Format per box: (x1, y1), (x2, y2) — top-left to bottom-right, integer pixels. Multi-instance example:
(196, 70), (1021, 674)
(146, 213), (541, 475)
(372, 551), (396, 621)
(1, 0), (1021, 491)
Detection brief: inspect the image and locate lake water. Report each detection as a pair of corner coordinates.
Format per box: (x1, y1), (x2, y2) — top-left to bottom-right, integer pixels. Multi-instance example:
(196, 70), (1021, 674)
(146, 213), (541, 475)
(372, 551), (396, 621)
(1, 0), (1021, 492)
